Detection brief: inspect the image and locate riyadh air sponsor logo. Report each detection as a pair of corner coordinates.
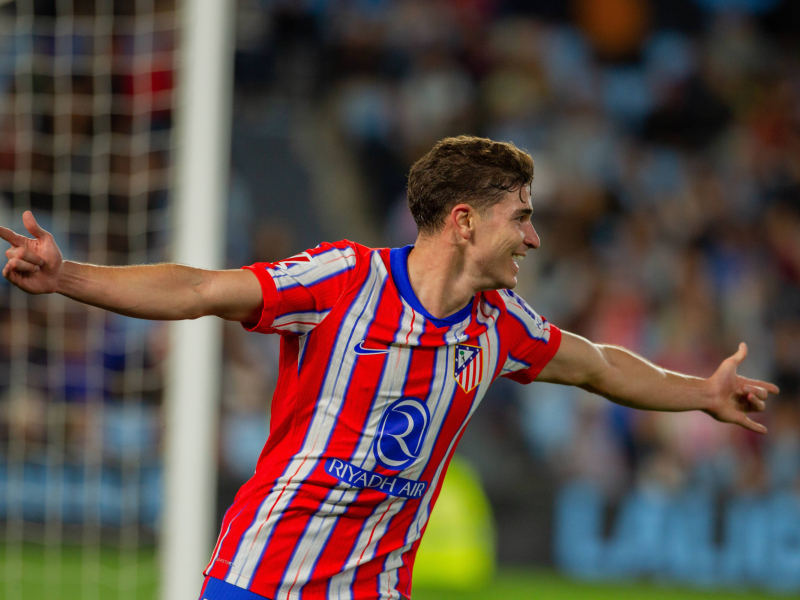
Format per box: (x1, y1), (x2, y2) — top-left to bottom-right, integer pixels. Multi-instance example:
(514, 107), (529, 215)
(454, 343), (482, 392)
(353, 340), (391, 355)
(373, 397), (430, 470)
(325, 458), (428, 499)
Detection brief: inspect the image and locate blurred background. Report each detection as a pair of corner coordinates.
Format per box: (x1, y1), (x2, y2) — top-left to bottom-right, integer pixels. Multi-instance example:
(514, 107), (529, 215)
(2, 0), (800, 598)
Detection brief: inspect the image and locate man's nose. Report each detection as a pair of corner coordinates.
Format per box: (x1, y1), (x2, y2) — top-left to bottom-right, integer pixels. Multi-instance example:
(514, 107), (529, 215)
(524, 222), (540, 249)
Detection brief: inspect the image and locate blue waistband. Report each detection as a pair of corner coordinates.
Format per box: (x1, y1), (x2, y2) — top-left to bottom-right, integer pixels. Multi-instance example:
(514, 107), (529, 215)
(200, 577), (272, 600)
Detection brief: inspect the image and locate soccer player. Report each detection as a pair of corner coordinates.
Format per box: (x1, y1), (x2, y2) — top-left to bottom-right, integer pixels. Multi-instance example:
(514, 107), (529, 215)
(1, 136), (779, 600)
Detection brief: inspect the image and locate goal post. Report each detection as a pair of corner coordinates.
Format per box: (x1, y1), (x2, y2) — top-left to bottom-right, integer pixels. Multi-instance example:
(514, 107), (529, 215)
(162, 0), (235, 597)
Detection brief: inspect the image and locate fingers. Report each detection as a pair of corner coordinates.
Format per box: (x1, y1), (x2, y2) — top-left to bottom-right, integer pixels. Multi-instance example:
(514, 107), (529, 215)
(0, 225), (26, 247)
(6, 245), (44, 266)
(744, 392), (766, 412)
(738, 414), (767, 435)
(2, 264), (27, 289)
(731, 342), (747, 365)
(742, 384), (768, 401)
(2, 212), (50, 246)
(742, 378), (780, 395)
(6, 257), (40, 274)
(22, 210), (48, 239)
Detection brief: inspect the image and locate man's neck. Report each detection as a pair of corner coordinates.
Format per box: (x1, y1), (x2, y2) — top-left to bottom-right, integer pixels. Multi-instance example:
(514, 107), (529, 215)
(405, 237), (477, 320)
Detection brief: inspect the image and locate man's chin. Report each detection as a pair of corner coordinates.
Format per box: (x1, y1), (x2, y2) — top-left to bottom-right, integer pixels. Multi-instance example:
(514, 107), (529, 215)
(489, 275), (517, 291)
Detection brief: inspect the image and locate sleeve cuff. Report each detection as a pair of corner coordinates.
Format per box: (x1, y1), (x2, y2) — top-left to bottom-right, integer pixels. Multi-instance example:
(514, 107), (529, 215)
(507, 324), (562, 384)
(240, 264), (279, 333)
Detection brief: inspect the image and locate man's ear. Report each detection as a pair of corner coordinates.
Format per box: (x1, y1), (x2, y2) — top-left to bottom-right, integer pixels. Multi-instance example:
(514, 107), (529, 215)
(451, 204), (475, 240)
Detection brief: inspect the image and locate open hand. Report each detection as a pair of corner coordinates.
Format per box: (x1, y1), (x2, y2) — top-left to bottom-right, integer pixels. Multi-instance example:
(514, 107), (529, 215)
(1, 210), (63, 294)
(704, 343), (780, 434)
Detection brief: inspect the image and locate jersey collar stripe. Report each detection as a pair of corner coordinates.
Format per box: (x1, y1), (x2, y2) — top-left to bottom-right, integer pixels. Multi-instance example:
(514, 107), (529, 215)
(226, 258), (384, 586)
(390, 244), (473, 328)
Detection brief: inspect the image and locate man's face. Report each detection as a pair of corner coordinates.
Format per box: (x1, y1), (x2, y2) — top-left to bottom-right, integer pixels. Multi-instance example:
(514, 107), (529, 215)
(470, 185), (540, 290)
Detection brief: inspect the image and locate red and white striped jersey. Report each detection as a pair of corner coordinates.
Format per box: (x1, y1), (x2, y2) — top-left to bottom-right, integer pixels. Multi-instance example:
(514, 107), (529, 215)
(204, 241), (561, 600)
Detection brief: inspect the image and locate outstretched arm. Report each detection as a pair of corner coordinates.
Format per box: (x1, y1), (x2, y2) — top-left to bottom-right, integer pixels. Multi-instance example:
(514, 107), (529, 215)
(536, 331), (780, 434)
(2, 211), (263, 322)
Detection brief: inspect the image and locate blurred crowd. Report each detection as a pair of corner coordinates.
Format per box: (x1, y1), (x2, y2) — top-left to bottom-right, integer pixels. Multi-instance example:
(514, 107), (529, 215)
(0, 0), (176, 537)
(221, 0), (800, 567)
(1, 0), (800, 575)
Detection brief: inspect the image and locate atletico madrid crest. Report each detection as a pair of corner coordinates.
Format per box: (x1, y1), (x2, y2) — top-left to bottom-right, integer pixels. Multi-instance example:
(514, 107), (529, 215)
(454, 343), (483, 393)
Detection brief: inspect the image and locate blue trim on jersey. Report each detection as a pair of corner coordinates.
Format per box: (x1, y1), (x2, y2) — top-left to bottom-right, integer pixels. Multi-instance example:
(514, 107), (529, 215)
(507, 309), (549, 342)
(390, 245), (473, 327)
(297, 335), (309, 371)
(273, 308), (330, 321)
(200, 577), (271, 600)
(270, 263), (355, 292)
(506, 350), (532, 369)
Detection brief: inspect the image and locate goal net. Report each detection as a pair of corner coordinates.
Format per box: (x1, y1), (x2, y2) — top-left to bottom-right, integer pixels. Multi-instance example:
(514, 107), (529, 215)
(0, 0), (178, 597)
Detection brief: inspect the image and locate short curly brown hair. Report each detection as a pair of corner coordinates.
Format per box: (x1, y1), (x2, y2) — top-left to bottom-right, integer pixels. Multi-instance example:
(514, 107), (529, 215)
(407, 136), (534, 235)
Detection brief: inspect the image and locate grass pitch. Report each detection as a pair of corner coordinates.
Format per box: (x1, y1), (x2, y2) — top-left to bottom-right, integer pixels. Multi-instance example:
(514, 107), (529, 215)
(413, 569), (783, 600)
(0, 545), (785, 599)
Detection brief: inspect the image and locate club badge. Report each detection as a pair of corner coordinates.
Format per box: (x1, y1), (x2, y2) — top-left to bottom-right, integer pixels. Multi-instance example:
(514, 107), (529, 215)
(454, 343), (482, 393)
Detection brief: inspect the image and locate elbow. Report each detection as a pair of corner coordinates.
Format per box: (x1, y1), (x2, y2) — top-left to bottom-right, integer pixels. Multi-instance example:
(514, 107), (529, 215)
(184, 309), (205, 321)
(187, 269), (215, 320)
(183, 297), (209, 320)
(581, 343), (616, 394)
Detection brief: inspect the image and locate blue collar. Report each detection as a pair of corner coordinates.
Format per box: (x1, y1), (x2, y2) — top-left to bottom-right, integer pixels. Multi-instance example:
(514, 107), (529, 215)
(389, 245), (474, 328)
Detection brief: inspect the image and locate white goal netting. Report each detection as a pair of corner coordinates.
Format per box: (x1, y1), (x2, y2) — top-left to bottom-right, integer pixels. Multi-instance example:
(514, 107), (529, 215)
(0, 0), (177, 597)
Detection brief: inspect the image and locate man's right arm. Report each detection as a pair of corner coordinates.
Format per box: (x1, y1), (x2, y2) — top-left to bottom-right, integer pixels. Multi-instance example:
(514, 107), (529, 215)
(2, 211), (264, 322)
(56, 262), (263, 321)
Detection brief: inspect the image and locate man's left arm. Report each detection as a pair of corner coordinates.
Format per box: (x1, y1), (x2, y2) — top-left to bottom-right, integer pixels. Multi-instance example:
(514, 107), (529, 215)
(536, 331), (780, 434)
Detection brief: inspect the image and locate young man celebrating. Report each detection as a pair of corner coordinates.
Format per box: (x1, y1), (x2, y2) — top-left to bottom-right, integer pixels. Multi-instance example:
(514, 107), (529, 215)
(1, 136), (779, 600)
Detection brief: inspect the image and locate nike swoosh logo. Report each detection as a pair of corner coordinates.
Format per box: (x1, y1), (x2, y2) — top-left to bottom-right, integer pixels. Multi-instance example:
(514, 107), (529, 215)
(354, 341), (391, 355)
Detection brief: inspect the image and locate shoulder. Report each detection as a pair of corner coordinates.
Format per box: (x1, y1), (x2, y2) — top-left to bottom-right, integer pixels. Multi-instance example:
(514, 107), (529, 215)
(268, 241), (365, 276)
(307, 240), (382, 263)
(491, 289), (552, 341)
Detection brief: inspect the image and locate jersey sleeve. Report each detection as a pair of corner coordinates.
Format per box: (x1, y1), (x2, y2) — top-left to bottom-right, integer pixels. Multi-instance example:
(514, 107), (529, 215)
(241, 241), (358, 335)
(498, 289), (562, 384)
